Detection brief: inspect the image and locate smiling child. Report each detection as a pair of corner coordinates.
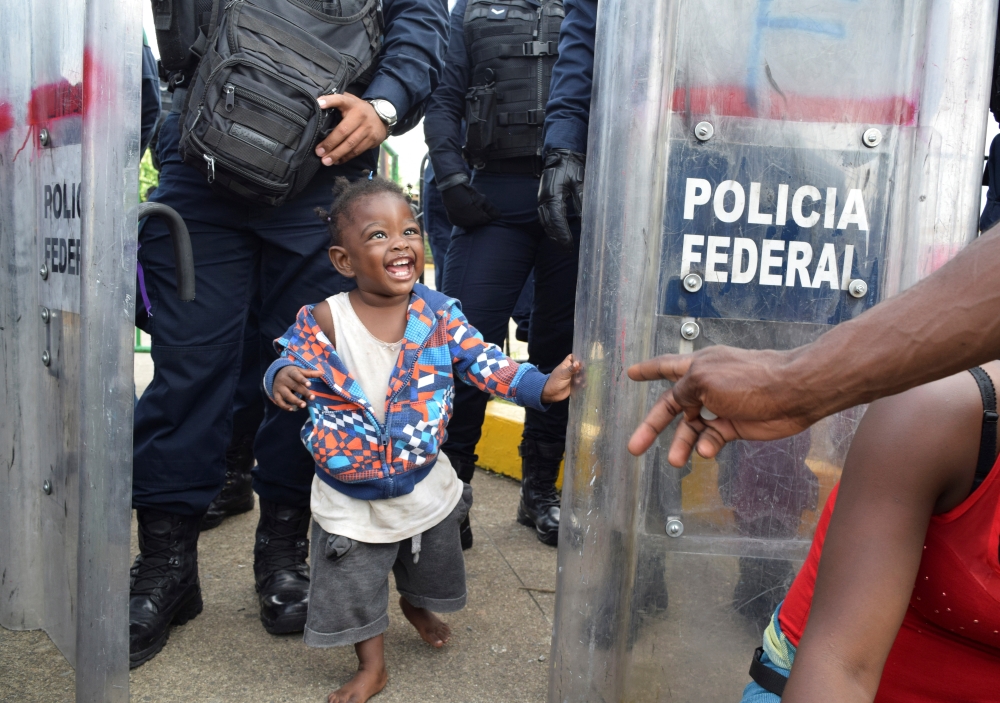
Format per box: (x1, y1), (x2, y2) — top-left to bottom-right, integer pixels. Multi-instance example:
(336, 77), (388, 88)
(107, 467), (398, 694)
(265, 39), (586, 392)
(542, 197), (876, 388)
(264, 175), (580, 703)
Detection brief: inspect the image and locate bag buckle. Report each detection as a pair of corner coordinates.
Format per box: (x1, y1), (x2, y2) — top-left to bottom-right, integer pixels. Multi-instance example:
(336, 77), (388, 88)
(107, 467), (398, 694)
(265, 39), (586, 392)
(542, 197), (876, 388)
(522, 40), (555, 56)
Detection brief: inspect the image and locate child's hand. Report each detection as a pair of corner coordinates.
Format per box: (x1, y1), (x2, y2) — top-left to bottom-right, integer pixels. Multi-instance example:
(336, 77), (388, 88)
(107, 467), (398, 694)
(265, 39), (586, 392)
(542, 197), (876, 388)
(272, 366), (323, 411)
(541, 354), (582, 403)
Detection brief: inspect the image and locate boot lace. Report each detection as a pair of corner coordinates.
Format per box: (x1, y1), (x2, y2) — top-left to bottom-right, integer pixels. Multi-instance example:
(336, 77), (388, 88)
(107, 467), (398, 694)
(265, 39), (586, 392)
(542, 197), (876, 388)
(535, 484), (561, 511)
(257, 530), (309, 577)
(130, 543), (180, 596)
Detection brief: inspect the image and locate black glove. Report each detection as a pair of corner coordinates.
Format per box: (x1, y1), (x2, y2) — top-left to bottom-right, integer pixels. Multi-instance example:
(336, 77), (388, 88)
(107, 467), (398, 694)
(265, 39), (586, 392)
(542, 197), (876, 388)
(537, 149), (585, 250)
(438, 173), (501, 229)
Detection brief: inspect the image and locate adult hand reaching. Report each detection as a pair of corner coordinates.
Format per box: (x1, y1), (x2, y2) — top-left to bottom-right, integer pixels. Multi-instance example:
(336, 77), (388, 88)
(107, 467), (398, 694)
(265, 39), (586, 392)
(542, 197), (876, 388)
(314, 93), (388, 166)
(626, 347), (823, 465)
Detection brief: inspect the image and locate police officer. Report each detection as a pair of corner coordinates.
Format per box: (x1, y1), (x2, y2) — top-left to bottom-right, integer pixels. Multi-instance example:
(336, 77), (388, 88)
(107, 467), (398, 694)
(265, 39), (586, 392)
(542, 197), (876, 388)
(424, 0), (575, 548)
(130, 0), (449, 667)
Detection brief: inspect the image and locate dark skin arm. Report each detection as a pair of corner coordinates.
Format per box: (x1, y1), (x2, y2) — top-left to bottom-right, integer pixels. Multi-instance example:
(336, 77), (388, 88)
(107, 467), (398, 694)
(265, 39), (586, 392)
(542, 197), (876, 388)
(625, 228), (1000, 464)
(270, 302), (336, 412)
(781, 363), (998, 703)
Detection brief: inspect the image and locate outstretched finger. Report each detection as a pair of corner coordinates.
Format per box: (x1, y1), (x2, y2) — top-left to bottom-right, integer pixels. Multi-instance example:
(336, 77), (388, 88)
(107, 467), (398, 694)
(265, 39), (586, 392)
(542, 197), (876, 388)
(627, 388), (683, 456)
(627, 354), (692, 383)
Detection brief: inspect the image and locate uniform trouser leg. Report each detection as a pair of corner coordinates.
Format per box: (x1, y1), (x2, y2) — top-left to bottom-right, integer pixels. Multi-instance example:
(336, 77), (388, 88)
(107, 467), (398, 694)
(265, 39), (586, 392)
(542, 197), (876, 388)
(133, 114), (261, 516)
(440, 220), (537, 466)
(134, 111), (358, 516)
(422, 170), (455, 291)
(231, 297), (266, 443)
(250, 180), (357, 509)
(523, 226), (580, 445)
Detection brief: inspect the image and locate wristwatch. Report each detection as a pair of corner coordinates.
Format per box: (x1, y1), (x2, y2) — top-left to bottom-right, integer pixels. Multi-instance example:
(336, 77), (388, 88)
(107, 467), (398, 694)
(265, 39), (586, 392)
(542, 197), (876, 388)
(366, 99), (398, 135)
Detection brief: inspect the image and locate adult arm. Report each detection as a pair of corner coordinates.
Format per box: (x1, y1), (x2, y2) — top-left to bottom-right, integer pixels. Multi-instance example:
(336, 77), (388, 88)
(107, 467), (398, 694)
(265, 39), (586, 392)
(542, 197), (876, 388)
(537, 0), (596, 245)
(422, 0), (499, 227)
(782, 369), (986, 702)
(627, 228), (1000, 464)
(541, 0), (596, 155)
(316, 0), (450, 164)
(423, 0), (471, 183)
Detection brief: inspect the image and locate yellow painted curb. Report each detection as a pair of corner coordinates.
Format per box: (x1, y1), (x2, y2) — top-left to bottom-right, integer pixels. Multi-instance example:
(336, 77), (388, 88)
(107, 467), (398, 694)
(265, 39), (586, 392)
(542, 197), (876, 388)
(473, 401), (564, 489)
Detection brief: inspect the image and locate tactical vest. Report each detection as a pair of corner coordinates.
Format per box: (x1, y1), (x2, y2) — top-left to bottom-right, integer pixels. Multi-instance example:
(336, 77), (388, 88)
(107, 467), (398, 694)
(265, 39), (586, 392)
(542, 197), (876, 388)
(463, 0), (564, 170)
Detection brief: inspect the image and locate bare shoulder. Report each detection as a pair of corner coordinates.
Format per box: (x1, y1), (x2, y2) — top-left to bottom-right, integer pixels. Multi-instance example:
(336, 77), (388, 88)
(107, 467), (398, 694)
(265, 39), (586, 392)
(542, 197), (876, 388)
(313, 300), (336, 347)
(847, 365), (993, 510)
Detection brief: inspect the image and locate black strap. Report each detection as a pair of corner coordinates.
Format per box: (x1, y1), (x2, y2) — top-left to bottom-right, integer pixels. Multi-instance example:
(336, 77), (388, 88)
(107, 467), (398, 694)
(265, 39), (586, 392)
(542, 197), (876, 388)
(969, 367), (998, 490)
(749, 646), (788, 696)
(471, 40), (557, 62)
(497, 108), (545, 126)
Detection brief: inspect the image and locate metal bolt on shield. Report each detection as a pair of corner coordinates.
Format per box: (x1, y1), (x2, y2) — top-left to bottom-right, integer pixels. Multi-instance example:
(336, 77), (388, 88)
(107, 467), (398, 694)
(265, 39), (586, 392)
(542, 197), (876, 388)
(863, 128), (882, 148)
(666, 517), (684, 538)
(680, 320), (700, 340)
(39, 263), (49, 280)
(39, 128), (50, 147)
(682, 272), (703, 292)
(41, 350), (51, 366)
(40, 307), (50, 323)
(848, 279), (868, 298)
(694, 121), (714, 141)
(42, 480), (52, 495)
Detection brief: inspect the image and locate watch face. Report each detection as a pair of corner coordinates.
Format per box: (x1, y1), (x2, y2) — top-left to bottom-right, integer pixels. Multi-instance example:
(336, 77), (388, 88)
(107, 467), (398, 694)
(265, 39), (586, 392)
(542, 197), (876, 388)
(377, 100), (397, 122)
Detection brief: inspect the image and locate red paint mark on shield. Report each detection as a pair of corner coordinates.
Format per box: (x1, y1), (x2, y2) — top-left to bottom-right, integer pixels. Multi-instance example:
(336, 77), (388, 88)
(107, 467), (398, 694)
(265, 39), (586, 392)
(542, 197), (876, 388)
(83, 48), (116, 117)
(0, 103), (14, 136)
(13, 78), (85, 160)
(27, 79), (84, 126)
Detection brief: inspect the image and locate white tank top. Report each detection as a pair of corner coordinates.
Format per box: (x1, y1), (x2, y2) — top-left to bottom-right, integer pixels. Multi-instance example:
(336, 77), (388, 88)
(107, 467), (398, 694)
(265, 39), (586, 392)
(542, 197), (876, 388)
(310, 292), (464, 543)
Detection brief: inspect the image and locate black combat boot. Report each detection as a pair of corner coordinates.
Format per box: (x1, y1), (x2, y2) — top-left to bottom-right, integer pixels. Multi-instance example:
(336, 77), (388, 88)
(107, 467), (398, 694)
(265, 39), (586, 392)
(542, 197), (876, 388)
(253, 499), (310, 634)
(129, 509), (203, 668)
(448, 454), (477, 550)
(516, 438), (563, 546)
(201, 433), (256, 531)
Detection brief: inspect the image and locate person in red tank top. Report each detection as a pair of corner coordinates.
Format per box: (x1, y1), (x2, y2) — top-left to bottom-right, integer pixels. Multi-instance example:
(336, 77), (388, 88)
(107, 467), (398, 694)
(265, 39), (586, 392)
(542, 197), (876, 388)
(739, 363), (1000, 703)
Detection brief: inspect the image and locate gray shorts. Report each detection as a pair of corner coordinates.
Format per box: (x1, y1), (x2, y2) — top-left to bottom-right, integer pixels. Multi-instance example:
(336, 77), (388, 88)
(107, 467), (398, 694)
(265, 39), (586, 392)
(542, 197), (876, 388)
(303, 483), (473, 648)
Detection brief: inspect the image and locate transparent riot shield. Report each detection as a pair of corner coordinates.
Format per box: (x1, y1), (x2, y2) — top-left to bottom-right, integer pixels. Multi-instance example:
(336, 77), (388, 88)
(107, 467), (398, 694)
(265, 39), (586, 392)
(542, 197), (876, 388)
(550, 1), (997, 701)
(0, 0), (142, 699)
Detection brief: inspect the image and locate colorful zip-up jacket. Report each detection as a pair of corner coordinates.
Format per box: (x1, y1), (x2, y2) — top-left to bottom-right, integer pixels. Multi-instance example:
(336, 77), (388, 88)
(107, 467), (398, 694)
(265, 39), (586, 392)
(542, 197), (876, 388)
(264, 284), (549, 500)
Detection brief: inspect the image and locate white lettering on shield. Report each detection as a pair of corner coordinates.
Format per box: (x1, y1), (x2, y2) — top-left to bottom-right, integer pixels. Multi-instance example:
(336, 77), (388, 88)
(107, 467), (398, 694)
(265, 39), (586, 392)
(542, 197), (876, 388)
(680, 178), (867, 290)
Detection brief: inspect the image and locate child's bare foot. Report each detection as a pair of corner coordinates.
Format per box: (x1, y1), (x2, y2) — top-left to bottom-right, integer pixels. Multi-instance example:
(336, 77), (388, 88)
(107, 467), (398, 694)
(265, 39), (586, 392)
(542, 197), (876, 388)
(327, 665), (388, 703)
(328, 635), (388, 703)
(399, 596), (451, 647)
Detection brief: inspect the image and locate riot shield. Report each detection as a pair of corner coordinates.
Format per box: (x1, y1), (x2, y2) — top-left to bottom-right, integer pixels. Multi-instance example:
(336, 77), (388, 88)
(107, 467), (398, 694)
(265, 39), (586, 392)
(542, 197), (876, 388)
(0, 0), (142, 699)
(550, 1), (997, 701)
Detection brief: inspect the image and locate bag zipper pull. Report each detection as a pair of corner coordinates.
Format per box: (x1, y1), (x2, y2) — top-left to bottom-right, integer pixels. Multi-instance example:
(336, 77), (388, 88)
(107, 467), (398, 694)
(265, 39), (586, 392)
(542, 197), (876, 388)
(224, 84), (235, 112)
(203, 154), (216, 183)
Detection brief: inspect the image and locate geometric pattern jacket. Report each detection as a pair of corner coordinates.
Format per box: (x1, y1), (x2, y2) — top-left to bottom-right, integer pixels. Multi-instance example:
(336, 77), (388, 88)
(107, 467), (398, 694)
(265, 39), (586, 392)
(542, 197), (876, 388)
(264, 284), (548, 500)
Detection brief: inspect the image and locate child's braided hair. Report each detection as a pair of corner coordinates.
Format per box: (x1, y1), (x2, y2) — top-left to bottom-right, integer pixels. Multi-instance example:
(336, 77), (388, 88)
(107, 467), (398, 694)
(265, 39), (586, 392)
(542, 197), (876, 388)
(316, 173), (409, 247)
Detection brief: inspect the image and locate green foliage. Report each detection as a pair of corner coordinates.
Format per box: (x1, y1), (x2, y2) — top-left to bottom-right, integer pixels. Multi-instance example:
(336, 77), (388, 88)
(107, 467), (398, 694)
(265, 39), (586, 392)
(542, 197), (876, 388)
(139, 150), (159, 202)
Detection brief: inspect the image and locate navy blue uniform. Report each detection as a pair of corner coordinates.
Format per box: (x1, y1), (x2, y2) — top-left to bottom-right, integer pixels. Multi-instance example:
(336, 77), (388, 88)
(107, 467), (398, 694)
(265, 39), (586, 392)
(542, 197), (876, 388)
(423, 0), (578, 469)
(133, 0), (450, 515)
(542, 0), (596, 154)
